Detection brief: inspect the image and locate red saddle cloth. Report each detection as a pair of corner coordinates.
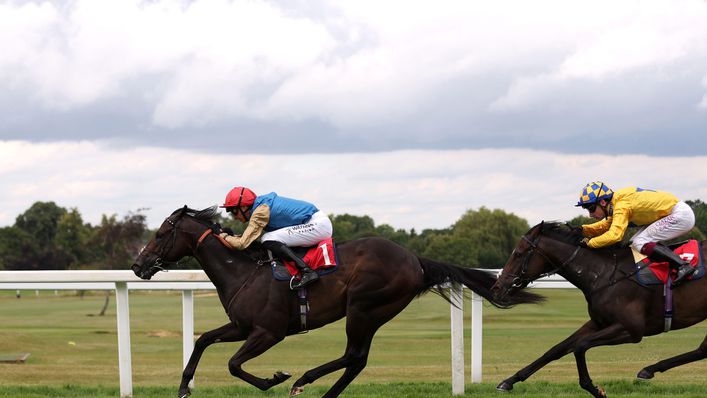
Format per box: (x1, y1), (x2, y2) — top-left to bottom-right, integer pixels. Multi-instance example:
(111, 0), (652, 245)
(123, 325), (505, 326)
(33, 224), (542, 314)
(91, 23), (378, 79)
(283, 238), (337, 277)
(643, 240), (700, 284)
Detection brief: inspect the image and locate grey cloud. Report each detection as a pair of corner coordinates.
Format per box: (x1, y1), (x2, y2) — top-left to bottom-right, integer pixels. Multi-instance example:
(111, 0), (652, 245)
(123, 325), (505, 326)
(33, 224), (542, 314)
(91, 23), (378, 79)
(1, 0), (706, 156)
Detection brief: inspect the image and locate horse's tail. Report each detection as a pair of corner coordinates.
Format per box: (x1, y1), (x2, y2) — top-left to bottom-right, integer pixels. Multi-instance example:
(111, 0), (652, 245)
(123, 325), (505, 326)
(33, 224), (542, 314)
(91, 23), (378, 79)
(417, 256), (544, 309)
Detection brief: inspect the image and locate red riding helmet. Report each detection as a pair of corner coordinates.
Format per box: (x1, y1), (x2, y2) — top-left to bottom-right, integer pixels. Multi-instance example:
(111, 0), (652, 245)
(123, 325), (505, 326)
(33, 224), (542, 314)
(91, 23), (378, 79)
(221, 187), (257, 208)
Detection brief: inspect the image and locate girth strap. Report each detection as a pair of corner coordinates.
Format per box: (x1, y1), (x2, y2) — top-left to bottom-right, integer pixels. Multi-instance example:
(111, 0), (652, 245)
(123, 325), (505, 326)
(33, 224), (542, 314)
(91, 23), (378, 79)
(298, 289), (309, 334)
(664, 278), (673, 332)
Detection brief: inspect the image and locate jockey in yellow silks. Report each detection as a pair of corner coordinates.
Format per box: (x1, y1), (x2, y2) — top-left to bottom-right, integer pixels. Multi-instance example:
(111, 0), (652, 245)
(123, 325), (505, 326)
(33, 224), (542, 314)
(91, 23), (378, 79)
(576, 181), (696, 286)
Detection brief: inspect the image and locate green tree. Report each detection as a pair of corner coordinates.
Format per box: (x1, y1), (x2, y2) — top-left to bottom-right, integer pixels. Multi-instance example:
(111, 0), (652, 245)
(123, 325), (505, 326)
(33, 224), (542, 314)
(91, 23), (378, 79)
(422, 233), (477, 267)
(414, 207), (528, 268)
(686, 199), (707, 237)
(15, 201), (67, 243)
(331, 214), (376, 241)
(0, 226), (40, 270)
(5, 202), (72, 269)
(452, 207), (529, 268)
(55, 208), (92, 266)
(89, 210), (148, 270)
(374, 224), (414, 247)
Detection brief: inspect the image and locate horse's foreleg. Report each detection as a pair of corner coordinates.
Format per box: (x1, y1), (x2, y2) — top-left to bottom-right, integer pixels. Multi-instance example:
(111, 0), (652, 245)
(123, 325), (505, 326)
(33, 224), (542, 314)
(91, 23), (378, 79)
(637, 333), (707, 380)
(227, 326), (289, 391)
(179, 322), (245, 398)
(497, 320), (599, 392)
(572, 323), (639, 398)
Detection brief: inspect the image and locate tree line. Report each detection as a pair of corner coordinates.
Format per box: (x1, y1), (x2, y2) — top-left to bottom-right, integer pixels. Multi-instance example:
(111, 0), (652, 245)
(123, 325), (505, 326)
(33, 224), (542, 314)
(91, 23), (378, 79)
(2, 200), (706, 271)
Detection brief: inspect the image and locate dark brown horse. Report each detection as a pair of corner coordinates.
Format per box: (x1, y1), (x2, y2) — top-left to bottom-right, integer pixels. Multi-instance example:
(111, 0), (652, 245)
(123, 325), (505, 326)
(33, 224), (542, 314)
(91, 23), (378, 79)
(491, 221), (707, 397)
(132, 206), (541, 398)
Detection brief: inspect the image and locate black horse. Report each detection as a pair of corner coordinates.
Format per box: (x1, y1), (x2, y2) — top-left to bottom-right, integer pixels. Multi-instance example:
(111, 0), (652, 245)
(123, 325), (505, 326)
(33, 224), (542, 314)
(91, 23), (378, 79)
(132, 206), (541, 398)
(491, 221), (707, 398)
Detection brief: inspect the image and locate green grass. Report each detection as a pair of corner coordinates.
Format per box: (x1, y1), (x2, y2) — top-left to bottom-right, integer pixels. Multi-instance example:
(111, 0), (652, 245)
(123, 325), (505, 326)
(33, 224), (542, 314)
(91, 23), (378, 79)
(2, 382), (707, 398)
(1, 289), (706, 397)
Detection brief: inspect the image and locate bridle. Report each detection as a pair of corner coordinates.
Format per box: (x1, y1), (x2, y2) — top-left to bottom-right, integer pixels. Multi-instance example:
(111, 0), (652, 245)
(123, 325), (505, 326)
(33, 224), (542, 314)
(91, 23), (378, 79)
(141, 215), (185, 276)
(507, 233), (581, 289)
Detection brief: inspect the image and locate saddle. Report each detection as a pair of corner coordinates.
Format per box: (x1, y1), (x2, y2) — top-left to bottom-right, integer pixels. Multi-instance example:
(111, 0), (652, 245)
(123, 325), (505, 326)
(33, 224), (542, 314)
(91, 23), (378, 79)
(634, 240), (704, 286)
(270, 238), (339, 281)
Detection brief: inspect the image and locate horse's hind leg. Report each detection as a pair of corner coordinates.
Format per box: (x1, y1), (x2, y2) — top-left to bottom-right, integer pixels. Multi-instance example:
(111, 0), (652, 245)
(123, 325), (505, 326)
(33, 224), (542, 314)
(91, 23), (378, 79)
(290, 323), (376, 398)
(179, 322), (245, 398)
(227, 326), (290, 391)
(290, 294), (414, 398)
(638, 333), (707, 380)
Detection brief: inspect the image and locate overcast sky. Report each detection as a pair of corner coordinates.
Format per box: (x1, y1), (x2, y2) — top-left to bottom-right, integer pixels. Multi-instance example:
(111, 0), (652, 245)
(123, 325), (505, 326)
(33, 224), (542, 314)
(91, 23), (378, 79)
(1, 0), (706, 230)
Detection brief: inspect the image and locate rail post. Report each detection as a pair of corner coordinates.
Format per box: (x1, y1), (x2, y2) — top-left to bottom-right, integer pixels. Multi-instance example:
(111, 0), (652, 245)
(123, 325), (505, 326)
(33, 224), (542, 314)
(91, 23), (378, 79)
(115, 282), (133, 398)
(471, 291), (482, 383)
(450, 285), (464, 394)
(182, 290), (195, 389)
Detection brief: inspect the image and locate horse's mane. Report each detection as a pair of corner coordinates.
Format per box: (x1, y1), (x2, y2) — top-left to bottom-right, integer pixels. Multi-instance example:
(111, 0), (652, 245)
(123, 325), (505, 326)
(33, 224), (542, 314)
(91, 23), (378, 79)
(534, 221), (583, 246)
(535, 221), (626, 252)
(171, 205), (220, 223)
(173, 205), (269, 259)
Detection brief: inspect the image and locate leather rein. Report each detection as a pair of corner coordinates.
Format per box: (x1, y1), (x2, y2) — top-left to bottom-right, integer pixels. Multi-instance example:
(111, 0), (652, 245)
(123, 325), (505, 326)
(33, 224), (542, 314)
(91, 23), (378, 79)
(509, 233), (642, 293)
(508, 234), (581, 289)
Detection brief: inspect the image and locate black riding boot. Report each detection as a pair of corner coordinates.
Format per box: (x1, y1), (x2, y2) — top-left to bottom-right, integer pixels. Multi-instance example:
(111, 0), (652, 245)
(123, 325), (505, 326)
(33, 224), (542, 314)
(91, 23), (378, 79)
(650, 243), (695, 286)
(263, 241), (319, 289)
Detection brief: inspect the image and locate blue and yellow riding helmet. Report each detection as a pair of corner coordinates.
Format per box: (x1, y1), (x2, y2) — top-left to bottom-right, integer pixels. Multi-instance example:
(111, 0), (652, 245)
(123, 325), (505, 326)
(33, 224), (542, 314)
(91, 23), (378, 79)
(576, 181), (614, 207)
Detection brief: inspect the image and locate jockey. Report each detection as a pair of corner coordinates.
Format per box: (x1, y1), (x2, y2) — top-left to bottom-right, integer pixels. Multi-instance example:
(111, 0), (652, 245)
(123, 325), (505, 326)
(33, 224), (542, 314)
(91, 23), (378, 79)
(576, 181), (696, 286)
(219, 186), (333, 289)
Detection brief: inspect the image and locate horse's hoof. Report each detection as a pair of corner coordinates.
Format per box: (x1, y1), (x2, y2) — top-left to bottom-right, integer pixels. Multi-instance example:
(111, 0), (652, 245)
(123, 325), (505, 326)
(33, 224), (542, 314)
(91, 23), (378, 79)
(177, 388), (191, 398)
(496, 381), (513, 392)
(597, 386), (606, 398)
(636, 368), (654, 380)
(290, 385), (305, 397)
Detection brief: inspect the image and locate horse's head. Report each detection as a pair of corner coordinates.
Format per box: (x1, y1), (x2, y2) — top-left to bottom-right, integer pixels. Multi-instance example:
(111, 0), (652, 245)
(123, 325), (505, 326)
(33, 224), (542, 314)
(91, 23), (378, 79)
(492, 221), (583, 301)
(132, 205), (218, 280)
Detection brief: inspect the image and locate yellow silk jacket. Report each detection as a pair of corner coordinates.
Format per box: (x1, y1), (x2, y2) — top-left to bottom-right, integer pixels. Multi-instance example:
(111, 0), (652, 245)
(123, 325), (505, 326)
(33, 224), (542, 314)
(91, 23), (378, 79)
(582, 187), (679, 248)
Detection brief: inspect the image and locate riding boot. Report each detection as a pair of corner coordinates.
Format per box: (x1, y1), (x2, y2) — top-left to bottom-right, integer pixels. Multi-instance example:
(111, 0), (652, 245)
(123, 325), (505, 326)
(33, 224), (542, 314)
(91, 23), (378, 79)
(263, 241), (319, 289)
(649, 243), (695, 286)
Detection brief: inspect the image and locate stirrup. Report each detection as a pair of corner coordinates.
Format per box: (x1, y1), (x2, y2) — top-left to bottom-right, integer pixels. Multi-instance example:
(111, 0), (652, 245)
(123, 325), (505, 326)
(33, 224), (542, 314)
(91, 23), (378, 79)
(291, 271), (319, 289)
(673, 265), (696, 286)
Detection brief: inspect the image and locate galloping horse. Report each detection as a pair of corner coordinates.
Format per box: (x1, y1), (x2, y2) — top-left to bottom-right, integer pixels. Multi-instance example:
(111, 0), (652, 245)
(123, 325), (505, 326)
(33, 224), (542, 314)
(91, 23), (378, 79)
(132, 206), (541, 398)
(491, 221), (707, 398)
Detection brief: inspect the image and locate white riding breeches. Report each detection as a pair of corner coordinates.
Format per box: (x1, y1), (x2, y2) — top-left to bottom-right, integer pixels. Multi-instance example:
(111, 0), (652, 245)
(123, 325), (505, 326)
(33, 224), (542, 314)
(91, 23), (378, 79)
(630, 201), (695, 251)
(260, 211), (333, 247)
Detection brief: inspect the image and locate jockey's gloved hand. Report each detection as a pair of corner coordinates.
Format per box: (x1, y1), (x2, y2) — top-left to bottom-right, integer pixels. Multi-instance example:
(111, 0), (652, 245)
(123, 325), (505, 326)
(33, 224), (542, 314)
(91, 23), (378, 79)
(222, 227), (234, 236)
(579, 237), (590, 248)
(209, 223), (222, 234)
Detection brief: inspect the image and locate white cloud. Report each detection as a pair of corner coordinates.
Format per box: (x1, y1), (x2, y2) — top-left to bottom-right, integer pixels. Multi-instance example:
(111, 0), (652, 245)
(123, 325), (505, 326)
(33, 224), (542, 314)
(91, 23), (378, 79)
(3, 0), (706, 132)
(2, 141), (706, 232)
